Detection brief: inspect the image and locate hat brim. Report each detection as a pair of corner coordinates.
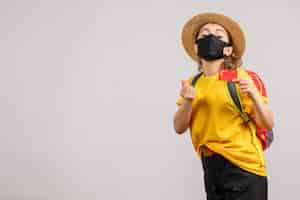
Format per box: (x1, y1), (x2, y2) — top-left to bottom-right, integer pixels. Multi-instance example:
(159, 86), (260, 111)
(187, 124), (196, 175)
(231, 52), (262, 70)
(181, 12), (246, 62)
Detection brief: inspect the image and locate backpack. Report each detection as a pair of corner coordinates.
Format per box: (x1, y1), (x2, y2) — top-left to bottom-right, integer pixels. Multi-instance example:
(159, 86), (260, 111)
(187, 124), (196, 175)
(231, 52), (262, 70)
(191, 70), (274, 150)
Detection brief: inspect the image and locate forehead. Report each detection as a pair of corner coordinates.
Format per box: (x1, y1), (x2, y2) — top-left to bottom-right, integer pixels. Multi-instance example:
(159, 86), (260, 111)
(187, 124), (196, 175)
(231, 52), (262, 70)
(199, 23), (227, 32)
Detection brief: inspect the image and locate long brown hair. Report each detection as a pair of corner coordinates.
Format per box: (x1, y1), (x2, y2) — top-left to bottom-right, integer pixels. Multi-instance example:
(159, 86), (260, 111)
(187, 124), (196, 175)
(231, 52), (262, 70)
(196, 56), (243, 72)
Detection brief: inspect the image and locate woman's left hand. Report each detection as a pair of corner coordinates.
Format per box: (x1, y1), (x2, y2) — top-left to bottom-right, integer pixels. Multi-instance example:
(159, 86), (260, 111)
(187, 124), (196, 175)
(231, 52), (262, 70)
(232, 78), (274, 130)
(232, 78), (258, 99)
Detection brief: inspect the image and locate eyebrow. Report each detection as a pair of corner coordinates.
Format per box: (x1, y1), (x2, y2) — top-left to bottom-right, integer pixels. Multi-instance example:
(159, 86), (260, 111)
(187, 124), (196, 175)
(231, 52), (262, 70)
(216, 28), (226, 33)
(199, 28), (210, 33)
(199, 28), (226, 34)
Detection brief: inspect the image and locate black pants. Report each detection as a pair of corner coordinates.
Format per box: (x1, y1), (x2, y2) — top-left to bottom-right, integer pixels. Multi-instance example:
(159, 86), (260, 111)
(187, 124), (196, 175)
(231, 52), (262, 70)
(201, 153), (268, 200)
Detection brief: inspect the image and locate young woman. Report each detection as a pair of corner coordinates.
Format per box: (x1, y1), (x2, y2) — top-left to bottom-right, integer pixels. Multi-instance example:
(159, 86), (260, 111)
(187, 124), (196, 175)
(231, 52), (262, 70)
(173, 12), (274, 200)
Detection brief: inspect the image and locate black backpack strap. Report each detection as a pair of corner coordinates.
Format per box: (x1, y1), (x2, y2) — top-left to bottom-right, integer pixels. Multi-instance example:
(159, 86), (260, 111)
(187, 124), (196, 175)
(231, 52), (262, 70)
(191, 72), (203, 87)
(227, 82), (250, 123)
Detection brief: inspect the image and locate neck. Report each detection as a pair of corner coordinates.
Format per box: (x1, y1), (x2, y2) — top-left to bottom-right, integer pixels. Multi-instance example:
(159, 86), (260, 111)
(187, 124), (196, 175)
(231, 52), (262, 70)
(201, 59), (224, 76)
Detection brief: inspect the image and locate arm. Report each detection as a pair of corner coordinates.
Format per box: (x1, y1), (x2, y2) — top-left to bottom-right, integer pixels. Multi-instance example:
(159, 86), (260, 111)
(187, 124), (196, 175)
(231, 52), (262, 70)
(173, 80), (195, 134)
(173, 99), (193, 134)
(249, 93), (274, 130)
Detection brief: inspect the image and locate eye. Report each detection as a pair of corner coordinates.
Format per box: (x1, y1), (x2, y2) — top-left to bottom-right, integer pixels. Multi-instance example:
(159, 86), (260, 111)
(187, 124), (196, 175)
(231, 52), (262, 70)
(196, 34), (208, 40)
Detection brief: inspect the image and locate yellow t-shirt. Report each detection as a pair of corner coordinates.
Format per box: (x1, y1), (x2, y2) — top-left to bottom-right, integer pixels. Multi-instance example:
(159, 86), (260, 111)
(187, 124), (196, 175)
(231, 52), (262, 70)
(176, 68), (269, 176)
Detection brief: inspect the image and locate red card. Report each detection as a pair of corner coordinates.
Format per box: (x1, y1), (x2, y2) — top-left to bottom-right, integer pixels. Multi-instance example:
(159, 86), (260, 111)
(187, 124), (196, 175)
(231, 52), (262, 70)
(218, 70), (237, 82)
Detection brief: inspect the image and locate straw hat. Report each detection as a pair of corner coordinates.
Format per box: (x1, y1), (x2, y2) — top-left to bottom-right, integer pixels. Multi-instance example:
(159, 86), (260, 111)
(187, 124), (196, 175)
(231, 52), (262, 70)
(181, 12), (246, 62)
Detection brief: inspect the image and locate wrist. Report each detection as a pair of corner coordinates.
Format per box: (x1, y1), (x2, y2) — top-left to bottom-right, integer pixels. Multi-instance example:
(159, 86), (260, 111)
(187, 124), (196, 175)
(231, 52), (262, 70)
(182, 97), (193, 105)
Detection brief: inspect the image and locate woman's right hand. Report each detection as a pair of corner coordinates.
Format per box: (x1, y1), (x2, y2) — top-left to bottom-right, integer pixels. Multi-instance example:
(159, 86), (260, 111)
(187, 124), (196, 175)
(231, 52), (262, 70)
(180, 80), (196, 101)
(174, 80), (195, 134)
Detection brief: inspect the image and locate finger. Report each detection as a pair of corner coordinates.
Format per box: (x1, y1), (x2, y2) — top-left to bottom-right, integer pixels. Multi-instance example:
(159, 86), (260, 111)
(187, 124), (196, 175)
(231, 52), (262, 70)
(232, 78), (240, 83)
(242, 79), (252, 84)
(239, 89), (247, 93)
(186, 88), (195, 98)
(237, 79), (248, 83)
(181, 80), (185, 88)
(239, 79), (251, 85)
(185, 87), (191, 95)
(240, 84), (251, 89)
(188, 87), (195, 95)
(180, 85), (186, 95)
(240, 87), (250, 92)
(240, 88), (248, 92)
(240, 79), (252, 85)
(182, 80), (190, 88)
(239, 82), (249, 86)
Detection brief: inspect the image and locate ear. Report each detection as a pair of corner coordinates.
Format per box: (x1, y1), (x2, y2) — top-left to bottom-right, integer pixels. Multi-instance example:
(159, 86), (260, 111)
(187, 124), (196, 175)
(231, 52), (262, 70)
(223, 46), (233, 56)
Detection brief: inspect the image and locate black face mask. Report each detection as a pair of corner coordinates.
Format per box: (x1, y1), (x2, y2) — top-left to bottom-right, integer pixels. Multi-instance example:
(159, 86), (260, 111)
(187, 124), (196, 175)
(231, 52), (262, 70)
(195, 34), (231, 61)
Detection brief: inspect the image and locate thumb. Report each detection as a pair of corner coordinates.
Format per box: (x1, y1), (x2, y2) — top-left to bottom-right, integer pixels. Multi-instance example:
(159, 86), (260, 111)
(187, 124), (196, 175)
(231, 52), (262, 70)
(180, 80), (184, 87)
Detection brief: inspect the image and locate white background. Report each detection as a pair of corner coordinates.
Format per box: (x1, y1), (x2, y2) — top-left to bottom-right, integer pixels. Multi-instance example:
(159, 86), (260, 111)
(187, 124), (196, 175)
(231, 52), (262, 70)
(0, 0), (298, 199)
